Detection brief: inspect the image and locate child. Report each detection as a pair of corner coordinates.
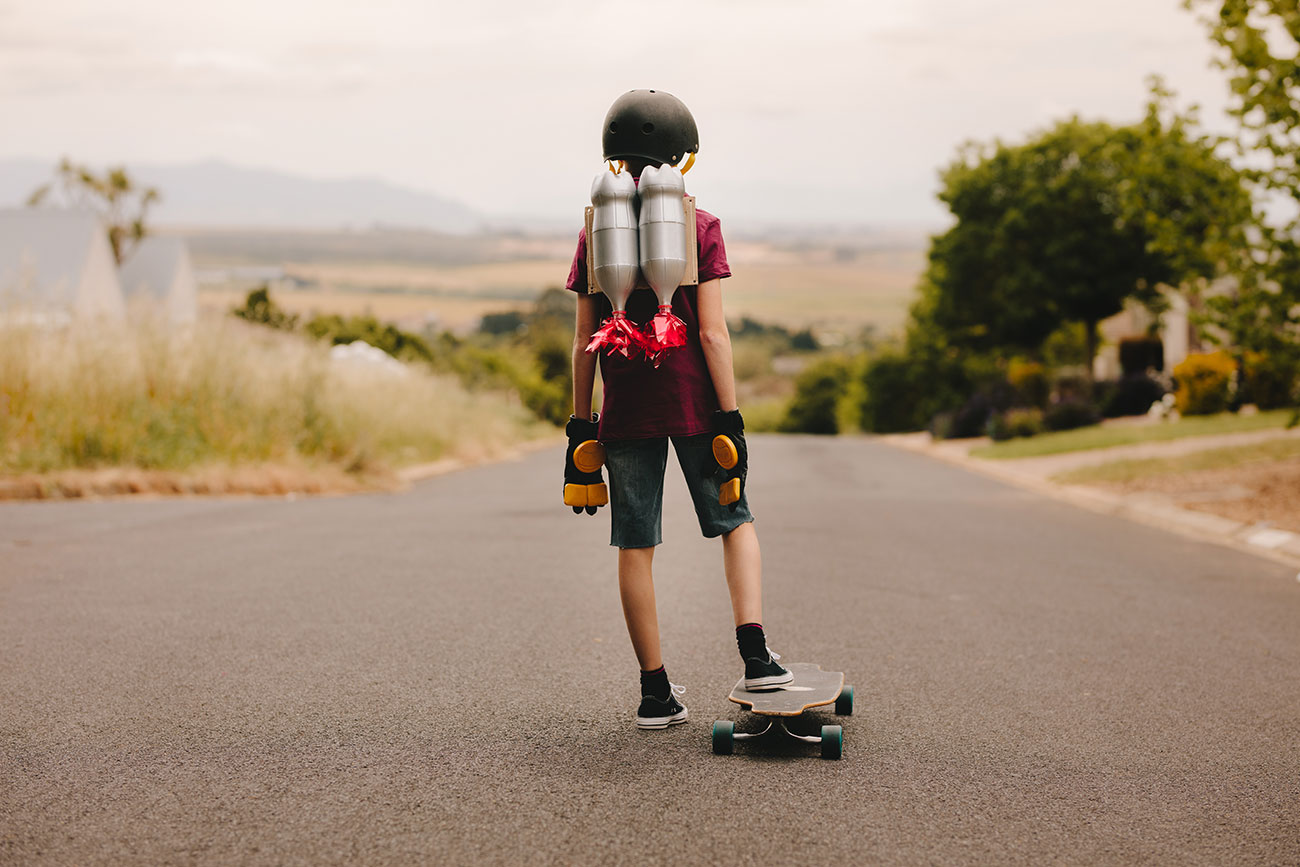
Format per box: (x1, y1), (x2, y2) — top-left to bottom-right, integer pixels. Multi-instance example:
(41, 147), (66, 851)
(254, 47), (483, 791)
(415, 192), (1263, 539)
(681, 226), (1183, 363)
(564, 89), (791, 730)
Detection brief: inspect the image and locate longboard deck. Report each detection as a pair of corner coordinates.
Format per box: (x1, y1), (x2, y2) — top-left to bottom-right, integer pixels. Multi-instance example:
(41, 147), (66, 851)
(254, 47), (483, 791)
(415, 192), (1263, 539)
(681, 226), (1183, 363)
(728, 663), (845, 717)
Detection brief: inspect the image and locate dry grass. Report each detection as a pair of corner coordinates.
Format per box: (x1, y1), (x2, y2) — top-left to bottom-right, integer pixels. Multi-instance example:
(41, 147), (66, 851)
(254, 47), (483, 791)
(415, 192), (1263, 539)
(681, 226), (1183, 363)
(0, 316), (552, 497)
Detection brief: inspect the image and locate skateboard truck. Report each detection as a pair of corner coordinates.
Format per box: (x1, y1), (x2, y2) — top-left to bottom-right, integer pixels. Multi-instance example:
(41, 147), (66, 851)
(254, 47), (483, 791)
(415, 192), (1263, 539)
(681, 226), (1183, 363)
(712, 663), (853, 760)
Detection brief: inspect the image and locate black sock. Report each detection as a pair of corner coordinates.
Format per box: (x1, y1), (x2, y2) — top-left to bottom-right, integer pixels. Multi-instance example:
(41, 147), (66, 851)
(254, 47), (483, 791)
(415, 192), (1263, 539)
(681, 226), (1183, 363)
(640, 665), (670, 699)
(736, 623), (767, 661)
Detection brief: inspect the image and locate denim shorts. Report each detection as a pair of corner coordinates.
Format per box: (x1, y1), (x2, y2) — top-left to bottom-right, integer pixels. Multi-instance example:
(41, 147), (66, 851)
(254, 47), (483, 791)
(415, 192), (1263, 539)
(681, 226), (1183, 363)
(603, 433), (754, 548)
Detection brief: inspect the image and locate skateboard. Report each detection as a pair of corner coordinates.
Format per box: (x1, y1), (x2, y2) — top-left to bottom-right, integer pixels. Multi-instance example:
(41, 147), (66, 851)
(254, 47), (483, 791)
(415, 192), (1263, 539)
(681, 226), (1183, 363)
(712, 663), (853, 759)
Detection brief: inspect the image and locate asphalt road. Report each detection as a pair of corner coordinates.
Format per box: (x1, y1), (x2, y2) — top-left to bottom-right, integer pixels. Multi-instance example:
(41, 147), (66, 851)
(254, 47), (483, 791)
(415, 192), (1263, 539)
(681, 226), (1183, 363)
(2, 436), (1298, 866)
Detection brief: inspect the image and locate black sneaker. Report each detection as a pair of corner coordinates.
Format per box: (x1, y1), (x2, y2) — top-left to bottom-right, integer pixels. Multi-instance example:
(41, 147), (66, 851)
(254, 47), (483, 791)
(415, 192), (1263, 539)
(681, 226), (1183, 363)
(744, 648), (793, 690)
(635, 684), (689, 729)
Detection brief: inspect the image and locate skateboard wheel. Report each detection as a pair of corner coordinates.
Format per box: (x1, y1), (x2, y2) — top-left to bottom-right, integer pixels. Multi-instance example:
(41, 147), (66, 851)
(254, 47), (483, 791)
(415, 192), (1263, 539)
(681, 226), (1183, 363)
(712, 720), (734, 755)
(835, 685), (854, 716)
(820, 725), (842, 760)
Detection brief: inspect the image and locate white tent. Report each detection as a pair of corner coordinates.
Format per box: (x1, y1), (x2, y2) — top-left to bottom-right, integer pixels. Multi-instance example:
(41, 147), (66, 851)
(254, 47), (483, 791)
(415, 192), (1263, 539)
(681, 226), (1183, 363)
(0, 208), (126, 323)
(118, 236), (198, 324)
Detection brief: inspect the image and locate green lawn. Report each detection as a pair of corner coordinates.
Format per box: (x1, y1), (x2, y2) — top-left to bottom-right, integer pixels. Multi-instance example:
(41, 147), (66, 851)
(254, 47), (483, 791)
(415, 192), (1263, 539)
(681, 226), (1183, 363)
(970, 409), (1298, 460)
(1053, 436), (1300, 485)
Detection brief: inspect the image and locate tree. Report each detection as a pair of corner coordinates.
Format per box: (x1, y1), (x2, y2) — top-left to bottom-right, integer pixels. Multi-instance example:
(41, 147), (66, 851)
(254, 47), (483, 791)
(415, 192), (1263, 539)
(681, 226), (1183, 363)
(924, 85), (1253, 375)
(27, 158), (161, 265)
(1184, 0), (1300, 404)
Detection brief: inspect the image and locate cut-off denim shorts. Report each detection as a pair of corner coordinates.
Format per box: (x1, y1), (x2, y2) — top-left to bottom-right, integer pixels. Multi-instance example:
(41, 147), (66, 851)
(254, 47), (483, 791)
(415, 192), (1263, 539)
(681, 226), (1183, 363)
(603, 433), (754, 549)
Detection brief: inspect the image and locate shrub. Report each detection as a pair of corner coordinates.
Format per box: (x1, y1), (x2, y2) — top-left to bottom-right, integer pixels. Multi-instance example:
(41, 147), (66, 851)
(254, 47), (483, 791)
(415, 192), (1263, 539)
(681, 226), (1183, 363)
(1007, 358), (1049, 408)
(1044, 399), (1101, 432)
(935, 393), (995, 439)
(232, 285), (297, 331)
(478, 311), (527, 336)
(1100, 373), (1167, 418)
(1173, 351), (1236, 415)
(1119, 336), (1164, 374)
(304, 313), (435, 364)
(789, 329), (819, 351)
(859, 349), (971, 434)
(778, 358), (849, 434)
(988, 408), (1044, 441)
(1052, 372), (1093, 404)
(1239, 351), (1298, 410)
(859, 353), (930, 433)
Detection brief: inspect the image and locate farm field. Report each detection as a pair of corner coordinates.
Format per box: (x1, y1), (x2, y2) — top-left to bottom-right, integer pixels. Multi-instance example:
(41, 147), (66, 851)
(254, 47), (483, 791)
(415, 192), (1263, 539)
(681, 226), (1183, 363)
(196, 236), (925, 336)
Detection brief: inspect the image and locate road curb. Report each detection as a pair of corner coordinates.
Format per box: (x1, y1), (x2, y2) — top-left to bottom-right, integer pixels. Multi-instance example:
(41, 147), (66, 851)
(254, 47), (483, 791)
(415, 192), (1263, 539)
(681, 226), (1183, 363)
(397, 435), (564, 484)
(881, 433), (1300, 573)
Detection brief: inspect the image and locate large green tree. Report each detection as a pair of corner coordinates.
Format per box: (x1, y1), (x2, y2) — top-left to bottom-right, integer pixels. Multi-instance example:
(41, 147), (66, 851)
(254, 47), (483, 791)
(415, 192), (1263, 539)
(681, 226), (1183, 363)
(923, 86), (1253, 373)
(1185, 0), (1300, 394)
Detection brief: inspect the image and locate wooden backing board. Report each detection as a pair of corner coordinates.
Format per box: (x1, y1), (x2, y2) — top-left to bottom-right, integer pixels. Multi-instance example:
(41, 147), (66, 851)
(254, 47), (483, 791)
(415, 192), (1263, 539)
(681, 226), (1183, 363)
(583, 196), (699, 294)
(728, 663), (845, 717)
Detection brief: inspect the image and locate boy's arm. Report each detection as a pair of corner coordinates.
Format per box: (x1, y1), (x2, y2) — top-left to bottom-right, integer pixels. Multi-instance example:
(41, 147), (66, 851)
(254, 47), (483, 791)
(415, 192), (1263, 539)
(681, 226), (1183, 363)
(573, 293), (600, 419)
(695, 278), (738, 412)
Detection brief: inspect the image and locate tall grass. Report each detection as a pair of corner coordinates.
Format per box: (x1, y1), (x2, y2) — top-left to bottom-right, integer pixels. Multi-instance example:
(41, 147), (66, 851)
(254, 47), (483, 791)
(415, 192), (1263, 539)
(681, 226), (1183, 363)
(0, 316), (552, 475)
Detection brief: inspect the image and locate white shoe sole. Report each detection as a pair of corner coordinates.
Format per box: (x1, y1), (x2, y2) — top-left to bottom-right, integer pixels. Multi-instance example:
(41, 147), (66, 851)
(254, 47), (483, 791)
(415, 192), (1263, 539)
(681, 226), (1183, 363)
(635, 707), (689, 730)
(744, 671), (794, 690)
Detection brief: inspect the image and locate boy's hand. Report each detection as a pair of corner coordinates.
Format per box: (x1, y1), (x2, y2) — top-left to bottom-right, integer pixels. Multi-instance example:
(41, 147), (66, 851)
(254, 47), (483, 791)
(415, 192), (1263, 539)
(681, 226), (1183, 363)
(563, 414), (608, 515)
(710, 409), (747, 510)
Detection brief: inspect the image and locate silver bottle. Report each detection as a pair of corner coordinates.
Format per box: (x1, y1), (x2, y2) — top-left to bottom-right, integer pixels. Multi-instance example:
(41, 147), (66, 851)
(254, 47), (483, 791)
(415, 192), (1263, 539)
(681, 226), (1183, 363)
(589, 169), (640, 311)
(637, 163), (688, 307)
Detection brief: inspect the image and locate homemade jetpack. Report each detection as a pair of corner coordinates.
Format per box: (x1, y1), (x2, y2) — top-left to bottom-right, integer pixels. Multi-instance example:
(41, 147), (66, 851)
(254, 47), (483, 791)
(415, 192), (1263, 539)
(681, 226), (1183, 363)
(584, 164), (697, 367)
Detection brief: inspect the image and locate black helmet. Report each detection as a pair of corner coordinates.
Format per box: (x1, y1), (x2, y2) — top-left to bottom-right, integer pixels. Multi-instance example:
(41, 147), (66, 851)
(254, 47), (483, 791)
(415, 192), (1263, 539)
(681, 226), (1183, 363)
(601, 89), (699, 166)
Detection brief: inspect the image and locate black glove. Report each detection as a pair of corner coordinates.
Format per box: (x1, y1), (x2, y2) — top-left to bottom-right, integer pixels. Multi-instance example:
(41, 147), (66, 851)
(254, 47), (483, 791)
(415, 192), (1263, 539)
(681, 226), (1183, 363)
(564, 414), (607, 515)
(710, 409), (747, 510)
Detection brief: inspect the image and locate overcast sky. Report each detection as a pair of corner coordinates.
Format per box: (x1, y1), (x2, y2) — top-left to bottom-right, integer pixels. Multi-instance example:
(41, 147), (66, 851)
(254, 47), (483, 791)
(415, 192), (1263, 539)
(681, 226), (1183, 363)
(0, 0), (1234, 227)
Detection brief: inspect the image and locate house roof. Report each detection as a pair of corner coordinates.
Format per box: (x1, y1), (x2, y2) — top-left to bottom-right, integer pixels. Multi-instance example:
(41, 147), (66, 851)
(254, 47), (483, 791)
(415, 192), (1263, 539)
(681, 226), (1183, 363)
(0, 208), (111, 307)
(119, 236), (188, 301)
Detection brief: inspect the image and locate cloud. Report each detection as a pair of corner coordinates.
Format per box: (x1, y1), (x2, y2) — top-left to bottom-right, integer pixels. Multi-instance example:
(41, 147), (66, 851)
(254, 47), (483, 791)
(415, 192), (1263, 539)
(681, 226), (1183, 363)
(172, 51), (275, 77)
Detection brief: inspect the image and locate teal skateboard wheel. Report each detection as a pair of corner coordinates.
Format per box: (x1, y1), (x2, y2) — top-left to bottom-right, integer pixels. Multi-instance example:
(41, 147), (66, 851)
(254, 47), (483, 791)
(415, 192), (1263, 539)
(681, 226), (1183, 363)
(712, 720), (735, 755)
(820, 725), (842, 760)
(835, 685), (854, 716)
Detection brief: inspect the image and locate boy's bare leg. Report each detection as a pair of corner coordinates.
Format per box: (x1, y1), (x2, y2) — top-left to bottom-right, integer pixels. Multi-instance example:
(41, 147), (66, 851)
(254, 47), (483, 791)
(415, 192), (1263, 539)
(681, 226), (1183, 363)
(618, 546), (663, 671)
(722, 521), (763, 627)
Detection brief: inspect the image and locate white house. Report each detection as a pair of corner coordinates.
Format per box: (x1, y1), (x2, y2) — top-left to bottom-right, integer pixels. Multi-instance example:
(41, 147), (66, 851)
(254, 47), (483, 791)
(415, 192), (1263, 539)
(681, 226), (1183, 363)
(1095, 291), (1192, 379)
(118, 236), (199, 324)
(0, 208), (126, 323)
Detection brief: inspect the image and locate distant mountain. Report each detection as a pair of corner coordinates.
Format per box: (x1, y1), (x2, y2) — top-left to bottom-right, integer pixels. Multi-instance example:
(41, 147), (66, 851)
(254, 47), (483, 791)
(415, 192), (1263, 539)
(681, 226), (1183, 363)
(0, 158), (481, 232)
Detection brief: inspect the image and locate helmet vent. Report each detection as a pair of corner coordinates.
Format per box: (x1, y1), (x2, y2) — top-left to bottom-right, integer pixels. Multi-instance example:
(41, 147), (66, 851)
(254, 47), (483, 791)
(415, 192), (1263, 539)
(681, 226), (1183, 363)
(642, 122), (655, 134)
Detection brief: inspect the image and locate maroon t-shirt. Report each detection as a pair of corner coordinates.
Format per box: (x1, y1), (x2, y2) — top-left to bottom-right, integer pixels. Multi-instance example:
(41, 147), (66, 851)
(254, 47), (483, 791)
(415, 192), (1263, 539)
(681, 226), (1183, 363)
(565, 207), (732, 441)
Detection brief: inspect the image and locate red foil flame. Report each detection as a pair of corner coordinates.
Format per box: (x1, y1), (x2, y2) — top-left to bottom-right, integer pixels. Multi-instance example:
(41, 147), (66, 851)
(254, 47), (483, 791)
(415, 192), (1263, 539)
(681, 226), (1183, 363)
(644, 305), (688, 368)
(585, 311), (645, 359)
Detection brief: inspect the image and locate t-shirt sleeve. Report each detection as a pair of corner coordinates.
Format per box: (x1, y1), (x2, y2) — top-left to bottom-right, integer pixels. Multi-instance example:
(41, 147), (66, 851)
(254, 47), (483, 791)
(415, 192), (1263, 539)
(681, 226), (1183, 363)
(564, 228), (588, 294)
(697, 216), (731, 282)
